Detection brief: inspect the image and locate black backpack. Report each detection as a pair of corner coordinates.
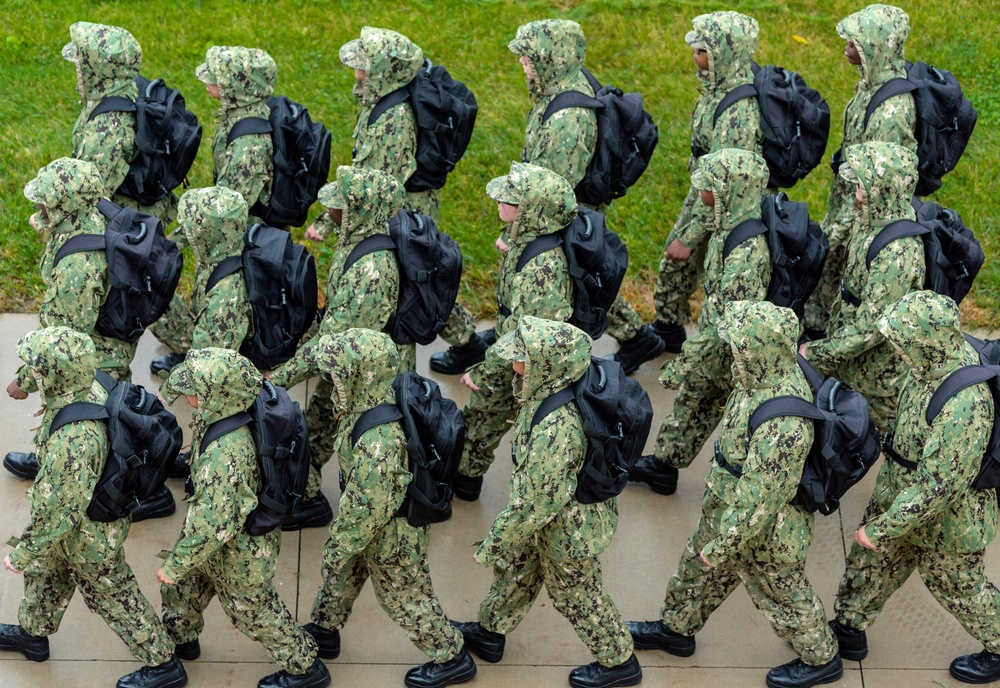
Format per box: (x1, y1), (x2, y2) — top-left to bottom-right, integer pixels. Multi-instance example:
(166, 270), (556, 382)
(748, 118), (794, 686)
(55, 199), (183, 343)
(228, 95), (332, 228)
(715, 356), (880, 515)
(49, 370), (182, 522)
(866, 61), (978, 196)
(200, 380), (310, 535)
(722, 193), (829, 318)
(351, 371), (465, 527)
(367, 59), (478, 192)
(509, 208), (627, 339)
(530, 357), (652, 504)
(711, 64), (831, 189)
(88, 75), (203, 205)
(540, 67), (658, 207)
(207, 222), (318, 370)
(343, 210), (462, 345)
(859, 198), (983, 305)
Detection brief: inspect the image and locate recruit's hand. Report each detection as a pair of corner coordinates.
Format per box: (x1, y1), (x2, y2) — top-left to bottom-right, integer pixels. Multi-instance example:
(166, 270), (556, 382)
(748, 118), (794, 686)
(7, 380), (28, 400)
(495, 236), (510, 253)
(157, 569), (176, 586)
(3, 556), (22, 575)
(854, 526), (877, 551)
(460, 373), (480, 392)
(698, 549), (714, 568)
(665, 239), (693, 262)
(798, 342), (809, 359)
(305, 225), (324, 242)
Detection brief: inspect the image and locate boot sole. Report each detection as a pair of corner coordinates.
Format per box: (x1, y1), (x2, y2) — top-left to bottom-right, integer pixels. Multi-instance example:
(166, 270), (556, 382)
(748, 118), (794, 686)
(3, 457), (38, 481)
(463, 644), (503, 663)
(0, 640), (49, 662)
(404, 663), (478, 688)
(765, 667), (843, 688)
(950, 667), (1000, 684)
(569, 665), (643, 688)
(627, 475), (677, 496)
(451, 489), (481, 502)
(839, 647), (867, 661)
(131, 499), (177, 523)
(631, 638), (694, 657)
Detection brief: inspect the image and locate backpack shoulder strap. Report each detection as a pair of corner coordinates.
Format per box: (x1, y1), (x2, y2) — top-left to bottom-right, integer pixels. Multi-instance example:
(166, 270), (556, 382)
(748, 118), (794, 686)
(530, 386), (576, 429)
(714, 84), (758, 126)
(722, 219), (767, 260)
(344, 234), (396, 272)
(795, 354), (826, 392)
(93, 369), (117, 394)
(351, 403), (404, 447)
(865, 219), (928, 268)
(88, 96), (136, 122)
(227, 117), (273, 147)
(97, 198), (123, 220)
(206, 255), (244, 292)
(542, 91), (603, 125)
(368, 88), (411, 126)
(516, 233), (564, 272)
(50, 402), (110, 435)
(865, 78), (918, 130)
(927, 366), (998, 425)
(748, 396), (825, 435)
(54, 234), (106, 266)
(200, 412), (254, 454)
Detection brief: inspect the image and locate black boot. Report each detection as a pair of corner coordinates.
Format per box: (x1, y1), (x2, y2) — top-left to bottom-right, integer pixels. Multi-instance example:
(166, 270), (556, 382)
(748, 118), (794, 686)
(569, 653), (642, 688)
(131, 486), (176, 523)
(451, 621), (505, 663)
(765, 655), (843, 688)
(257, 658), (331, 688)
(628, 456), (679, 496)
(174, 639), (200, 661)
(281, 492), (333, 531)
(950, 650), (1000, 684)
(828, 619), (867, 661)
(404, 649), (477, 688)
(168, 452), (191, 480)
(479, 328), (497, 348)
(302, 622), (340, 660)
(0, 624), (49, 661)
(150, 353), (187, 378)
(117, 656), (188, 688)
(429, 333), (489, 375)
(626, 620), (694, 657)
(611, 325), (666, 375)
(451, 474), (483, 502)
(649, 320), (687, 354)
(3, 452), (39, 480)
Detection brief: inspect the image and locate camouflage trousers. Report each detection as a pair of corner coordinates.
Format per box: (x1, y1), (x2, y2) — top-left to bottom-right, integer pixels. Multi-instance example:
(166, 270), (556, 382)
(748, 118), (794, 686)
(439, 302), (478, 348)
(653, 225), (708, 327)
(802, 244), (847, 336)
(311, 516), (462, 663)
(149, 292), (195, 355)
(478, 541), (634, 667)
(660, 488), (837, 665)
(834, 535), (1000, 653)
(605, 294), (644, 343)
(19, 547), (174, 666)
(458, 361), (519, 479)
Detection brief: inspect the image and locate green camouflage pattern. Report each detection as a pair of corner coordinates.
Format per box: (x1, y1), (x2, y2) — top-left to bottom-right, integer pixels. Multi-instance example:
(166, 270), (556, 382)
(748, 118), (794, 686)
(808, 141), (924, 430)
(9, 326), (174, 665)
(658, 301), (837, 665)
(307, 329), (462, 662)
(835, 291), (1000, 653)
(473, 316), (633, 667)
(652, 150), (771, 469)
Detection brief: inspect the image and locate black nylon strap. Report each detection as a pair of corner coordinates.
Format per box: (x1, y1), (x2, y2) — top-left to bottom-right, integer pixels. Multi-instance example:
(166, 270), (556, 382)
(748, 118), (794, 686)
(795, 354), (826, 393)
(97, 198), (122, 220)
(864, 78), (918, 130)
(227, 117), (272, 148)
(88, 96), (136, 122)
(865, 220), (928, 269)
(200, 411), (253, 454)
(713, 440), (744, 478)
(351, 403), (404, 447)
(927, 366), (998, 425)
(206, 255), (244, 292)
(344, 234), (395, 272)
(748, 396), (826, 435)
(882, 434), (918, 470)
(368, 88), (411, 125)
(722, 219), (766, 260)
(50, 402), (109, 435)
(542, 91), (603, 124)
(714, 84), (757, 126)
(54, 234), (105, 266)
(840, 280), (862, 307)
(515, 233), (564, 272)
(530, 386), (575, 429)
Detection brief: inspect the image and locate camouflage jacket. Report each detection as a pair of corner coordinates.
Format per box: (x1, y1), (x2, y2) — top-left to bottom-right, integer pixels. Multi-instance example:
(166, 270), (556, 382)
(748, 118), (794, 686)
(676, 12), (763, 248)
(7, 327), (132, 572)
(270, 166), (406, 387)
(161, 349), (277, 584)
(825, 4), (917, 248)
(701, 301), (815, 566)
(207, 46), (275, 214)
(475, 316), (616, 565)
(866, 291), (997, 552)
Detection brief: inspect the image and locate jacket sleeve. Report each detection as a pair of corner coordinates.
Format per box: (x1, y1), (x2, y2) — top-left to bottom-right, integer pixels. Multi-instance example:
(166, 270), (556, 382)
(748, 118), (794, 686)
(73, 111), (136, 196)
(190, 275), (251, 351)
(865, 94), (918, 154)
(216, 134), (273, 211)
(353, 102), (418, 186)
(527, 108), (597, 187)
(673, 185), (715, 249)
(704, 235), (770, 327)
(40, 252), (108, 335)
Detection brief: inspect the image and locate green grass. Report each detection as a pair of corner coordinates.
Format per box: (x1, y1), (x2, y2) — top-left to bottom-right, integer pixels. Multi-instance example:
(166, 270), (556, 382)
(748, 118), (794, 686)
(2, 0), (997, 327)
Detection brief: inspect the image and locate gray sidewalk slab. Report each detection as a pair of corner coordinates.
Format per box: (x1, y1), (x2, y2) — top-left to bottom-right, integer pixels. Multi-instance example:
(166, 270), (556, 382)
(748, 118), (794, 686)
(0, 313), (995, 688)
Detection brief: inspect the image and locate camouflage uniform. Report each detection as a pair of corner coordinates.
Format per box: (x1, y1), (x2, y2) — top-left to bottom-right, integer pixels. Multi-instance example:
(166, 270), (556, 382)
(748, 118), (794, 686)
(649, 149), (772, 470)
(6, 327), (175, 666)
(459, 163), (575, 480)
(16, 158), (137, 393)
(270, 166), (409, 500)
(804, 4), (918, 335)
(156, 187), (254, 400)
(654, 12), (763, 330)
(63, 22), (177, 223)
(805, 142), (924, 431)
(656, 301), (837, 666)
(308, 330), (464, 662)
(473, 316), (633, 666)
(159, 348), (319, 674)
(835, 291), (1000, 652)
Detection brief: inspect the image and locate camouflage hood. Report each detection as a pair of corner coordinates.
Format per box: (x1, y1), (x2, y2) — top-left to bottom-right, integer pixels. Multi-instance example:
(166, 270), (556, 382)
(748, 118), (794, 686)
(170, 348), (262, 426)
(718, 300), (799, 390)
(839, 141), (917, 225)
(201, 46), (276, 112)
(877, 290), (970, 383)
(62, 22), (141, 102)
(837, 4), (909, 88)
(322, 165), (404, 244)
(17, 326), (97, 408)
(340, 27), (423, 106)
(508, 19), (587, 98)
(177, 186), (248, 268)
(493, 316), (592, 405)
(486, 162), (577, 243)
(23, 157), (106, 235)
(689, 11), (758, 92)
(316, 329), (398, 416)
(691, 148), (768, 232)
